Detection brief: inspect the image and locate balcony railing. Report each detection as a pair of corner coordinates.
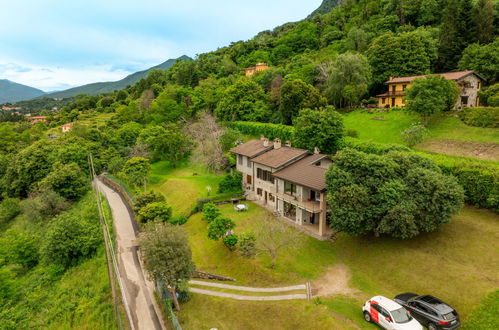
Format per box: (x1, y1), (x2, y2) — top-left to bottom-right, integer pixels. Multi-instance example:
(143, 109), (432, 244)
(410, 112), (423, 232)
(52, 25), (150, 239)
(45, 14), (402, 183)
(378, 91), (406, 97)
(275, 192), (321, 213)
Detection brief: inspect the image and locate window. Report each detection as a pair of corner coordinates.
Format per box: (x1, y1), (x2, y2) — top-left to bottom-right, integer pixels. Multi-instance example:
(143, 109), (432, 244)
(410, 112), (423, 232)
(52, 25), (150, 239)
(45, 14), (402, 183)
(269, 193), (275, 202)
(246, 175), (252, 185)
(247, 157), (251, 168)
(391, 98), (396, 107)
(391, 85), (396, 92)
(402, 84), (407, 91)
(381, 97), (386, 104)
(284, 181), (296, 195)
(461, 96), (469, 106)
(256, 168), (274, 183)
(257, 188), (262, 196)
(238, 154), (243, 165)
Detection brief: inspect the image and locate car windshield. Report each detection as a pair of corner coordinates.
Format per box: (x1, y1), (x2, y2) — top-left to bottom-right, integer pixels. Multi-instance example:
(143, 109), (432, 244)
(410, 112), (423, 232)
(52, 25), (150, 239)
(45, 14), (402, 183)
(391, 308), (412, 324)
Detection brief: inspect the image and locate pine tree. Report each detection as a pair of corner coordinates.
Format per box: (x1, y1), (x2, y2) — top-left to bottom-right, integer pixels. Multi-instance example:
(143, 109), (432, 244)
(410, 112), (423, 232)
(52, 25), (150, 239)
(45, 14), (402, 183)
(458, 0), (476, 45)
(474, 0), (496, 44)
(437, 0), (462, 71)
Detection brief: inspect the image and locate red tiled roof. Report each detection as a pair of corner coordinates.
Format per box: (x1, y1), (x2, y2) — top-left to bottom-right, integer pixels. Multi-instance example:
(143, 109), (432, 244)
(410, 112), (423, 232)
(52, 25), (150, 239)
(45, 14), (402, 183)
(273, 154), (329, 191)
(385, 70), (485, 84)
(229, 139), (273, 158)
(252, 146), (309, 169)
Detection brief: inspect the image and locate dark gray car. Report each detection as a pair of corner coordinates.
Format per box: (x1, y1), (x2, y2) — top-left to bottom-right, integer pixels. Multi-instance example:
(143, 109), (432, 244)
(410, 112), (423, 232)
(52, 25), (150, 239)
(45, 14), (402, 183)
(394, 293), (460, 330)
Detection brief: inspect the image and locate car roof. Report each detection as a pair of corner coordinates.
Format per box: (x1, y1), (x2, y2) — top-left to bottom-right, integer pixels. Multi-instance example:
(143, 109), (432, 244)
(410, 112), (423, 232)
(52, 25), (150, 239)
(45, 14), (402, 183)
(417, 295), (454, 314)
(372, 296), (404, 311)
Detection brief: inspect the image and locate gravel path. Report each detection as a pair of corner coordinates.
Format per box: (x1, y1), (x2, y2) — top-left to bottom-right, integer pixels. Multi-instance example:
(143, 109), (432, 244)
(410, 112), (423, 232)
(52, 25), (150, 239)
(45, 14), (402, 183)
(190, 287), (307, 301)
(189, 280), (306, 292)
(96, 179), (166, 330)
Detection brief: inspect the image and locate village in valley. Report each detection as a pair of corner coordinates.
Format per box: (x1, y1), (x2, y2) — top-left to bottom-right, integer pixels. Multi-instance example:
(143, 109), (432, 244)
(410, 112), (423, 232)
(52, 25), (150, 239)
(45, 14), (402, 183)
(0, 0), (498, 329)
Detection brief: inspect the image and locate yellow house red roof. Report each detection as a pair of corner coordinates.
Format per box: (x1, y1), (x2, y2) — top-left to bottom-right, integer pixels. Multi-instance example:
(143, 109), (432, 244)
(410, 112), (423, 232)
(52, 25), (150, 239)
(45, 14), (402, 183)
(385, 70), (485, 84)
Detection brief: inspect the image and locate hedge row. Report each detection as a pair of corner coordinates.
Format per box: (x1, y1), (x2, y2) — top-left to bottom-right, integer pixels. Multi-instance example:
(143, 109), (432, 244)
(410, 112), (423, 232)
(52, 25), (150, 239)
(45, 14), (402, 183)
(188, 192), (246, 217)
(225, 121), (295, 141)
(459, 107), (499, 128)
(341, 137), (498, 213)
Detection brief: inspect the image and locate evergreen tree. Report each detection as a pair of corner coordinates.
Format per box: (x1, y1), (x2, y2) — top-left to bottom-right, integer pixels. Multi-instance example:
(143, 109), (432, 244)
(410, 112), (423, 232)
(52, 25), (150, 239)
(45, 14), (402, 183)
(458, 0), (476, 45)
(437, 0), (462, 71)
(474, 0), (496, 44)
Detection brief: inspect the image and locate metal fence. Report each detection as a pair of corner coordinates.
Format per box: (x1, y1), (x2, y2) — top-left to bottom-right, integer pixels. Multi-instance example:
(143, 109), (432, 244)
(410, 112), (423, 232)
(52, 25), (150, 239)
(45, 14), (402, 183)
(156, 281), (183, 330)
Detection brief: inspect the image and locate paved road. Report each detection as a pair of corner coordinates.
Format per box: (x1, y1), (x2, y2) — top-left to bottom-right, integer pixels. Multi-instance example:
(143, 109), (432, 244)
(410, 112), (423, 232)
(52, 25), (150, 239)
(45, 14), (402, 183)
(95, 179), (166, 330)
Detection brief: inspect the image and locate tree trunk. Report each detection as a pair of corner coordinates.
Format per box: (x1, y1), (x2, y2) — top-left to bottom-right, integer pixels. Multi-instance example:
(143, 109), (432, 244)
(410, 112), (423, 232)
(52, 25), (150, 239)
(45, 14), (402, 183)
(170, 287), (180, 311)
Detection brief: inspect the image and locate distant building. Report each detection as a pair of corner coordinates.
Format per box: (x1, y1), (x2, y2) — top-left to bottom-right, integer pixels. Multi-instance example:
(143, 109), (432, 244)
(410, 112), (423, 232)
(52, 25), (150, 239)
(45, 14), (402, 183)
(1, 106), (22, 111)
(377, 70), (485, 109)
(245, 62), (269, 77)
(27, 116), (48, 124)
(230, 138), (333, 240)
(61, 122), (74, 133)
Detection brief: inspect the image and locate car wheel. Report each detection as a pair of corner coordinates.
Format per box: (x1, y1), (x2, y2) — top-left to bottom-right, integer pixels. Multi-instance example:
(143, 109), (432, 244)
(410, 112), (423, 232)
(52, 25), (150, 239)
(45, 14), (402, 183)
(363, 311), (372, 323)
(428, 323), (438, 330)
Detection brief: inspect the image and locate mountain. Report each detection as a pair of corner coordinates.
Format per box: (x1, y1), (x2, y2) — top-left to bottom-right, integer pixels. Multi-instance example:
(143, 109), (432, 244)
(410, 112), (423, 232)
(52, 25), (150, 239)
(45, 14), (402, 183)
(0, 79), (46, 103)
(308, 0), (343, 17)
(43, 55), (191, 99)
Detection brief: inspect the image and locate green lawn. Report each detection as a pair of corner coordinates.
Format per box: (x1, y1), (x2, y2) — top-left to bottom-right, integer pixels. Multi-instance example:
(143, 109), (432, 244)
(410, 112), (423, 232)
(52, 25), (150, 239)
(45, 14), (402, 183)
(149, 160), (226, 216)
(180, 202), (499, 328)
(343, 109), (499, 145)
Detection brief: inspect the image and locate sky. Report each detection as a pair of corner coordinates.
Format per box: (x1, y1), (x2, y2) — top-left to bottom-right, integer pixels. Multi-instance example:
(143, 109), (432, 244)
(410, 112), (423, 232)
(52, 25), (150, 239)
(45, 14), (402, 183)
(0, 0), (321, 92)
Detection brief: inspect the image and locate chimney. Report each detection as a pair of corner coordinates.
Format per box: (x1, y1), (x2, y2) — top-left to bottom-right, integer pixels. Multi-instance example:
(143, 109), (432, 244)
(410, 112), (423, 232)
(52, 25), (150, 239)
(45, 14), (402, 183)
(263, 138), (269, 147)
(274, 138), (281, 149)
(314, 147), (320, 154)
(285, 140), (291, 147)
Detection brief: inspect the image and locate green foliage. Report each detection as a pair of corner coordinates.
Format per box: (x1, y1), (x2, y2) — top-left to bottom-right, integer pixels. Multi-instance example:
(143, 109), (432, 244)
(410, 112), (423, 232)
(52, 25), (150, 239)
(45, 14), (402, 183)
(138, 202), (173, 223)
(237, 232), (257, 258)
(0, 266), (17, 302)
(294, 106), (344, 154)
(479, 83), (499, 106)
(0, 198), (21, 225)
(322, 53), (371, 108)
(169, 215), (188, 226)
(459, 107), (499, 128)
(405, 75), (460, 124)
(42, 203), (102, 268)
(345, 128), (359, 138)
(401, 124), (430, 147)
(138, 124), (191, 164)
(0, 228), (39, 269)
(20, 189), (69, 222)
(139, 222), (195, 288)
(462, 289), (499, 329)
(202, 202), (221, 222)
(340, 136), (411, 155)
(225, 121), (295, 141)
(278, 79), (326, 124)
(222, 234), (238, 250)
(217, 172), (242, 193)
(134, 191), (166, 214)
(219, 128), (241, 152)
(215, 78), (271, 122)
(459, 38), (499, 84)
(38, 162), (88, 200)
(120, 157), (151, 188)
(326, 149), (464, 238)
(207, 216), (236, 241)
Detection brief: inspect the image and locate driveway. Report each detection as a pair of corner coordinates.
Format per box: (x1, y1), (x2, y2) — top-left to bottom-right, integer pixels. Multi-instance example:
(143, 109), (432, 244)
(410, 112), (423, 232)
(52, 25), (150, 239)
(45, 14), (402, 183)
(95, 179), (166, 330)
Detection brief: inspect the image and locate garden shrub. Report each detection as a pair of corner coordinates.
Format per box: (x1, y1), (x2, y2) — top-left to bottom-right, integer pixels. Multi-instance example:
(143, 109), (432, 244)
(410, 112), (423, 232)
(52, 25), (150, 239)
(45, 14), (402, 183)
(340, 136), (411, 154)
(345, 129), (359, 138)
(217, 172), (242, 193)
(238, 232), (257, 258)
(401, 124), (429, 147)
(207, 217), (235, 241)
(225, 121), (295, 141)
(202, 203), (221, 222)
(169, 215), (188, 226)
(223, 234), (238, 250)
(138, 202), (172, 223)
(134, 191), (165, 214)
(459, 107), (499, 128)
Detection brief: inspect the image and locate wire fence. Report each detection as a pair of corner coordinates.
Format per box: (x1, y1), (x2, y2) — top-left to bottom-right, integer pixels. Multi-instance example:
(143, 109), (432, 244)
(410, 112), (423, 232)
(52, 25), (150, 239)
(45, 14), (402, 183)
(156, 281), (183, 330)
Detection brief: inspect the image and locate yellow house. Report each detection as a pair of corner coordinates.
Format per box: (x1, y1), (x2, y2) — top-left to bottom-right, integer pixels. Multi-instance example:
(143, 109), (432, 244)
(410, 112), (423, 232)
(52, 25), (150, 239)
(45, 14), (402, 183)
(377, 71), (485, 109)
(245, 62), (269, 77)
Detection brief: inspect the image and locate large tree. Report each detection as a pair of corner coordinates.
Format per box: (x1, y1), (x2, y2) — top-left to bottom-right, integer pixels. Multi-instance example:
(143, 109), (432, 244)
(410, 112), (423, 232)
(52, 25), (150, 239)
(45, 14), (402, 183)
(319, 53), (371, 108)
(459, 38), (499, 84)
(326, 149), (464, 239)
(293, 106), (344, 154)
(138, 124), (191, 165)
(139, 222), (195, 311)
(405, 75), (459, 125)
(120, 157), (151, 191)
(436, 0), (462, 71)
(474, 0), (496, 45)
(278, 79), (327, 124)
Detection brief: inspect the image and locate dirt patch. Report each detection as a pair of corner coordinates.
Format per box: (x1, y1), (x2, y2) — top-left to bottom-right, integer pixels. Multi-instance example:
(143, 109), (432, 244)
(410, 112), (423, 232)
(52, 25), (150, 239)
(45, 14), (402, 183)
(418, 139), (499, 161)
(311, 264), (358, 297)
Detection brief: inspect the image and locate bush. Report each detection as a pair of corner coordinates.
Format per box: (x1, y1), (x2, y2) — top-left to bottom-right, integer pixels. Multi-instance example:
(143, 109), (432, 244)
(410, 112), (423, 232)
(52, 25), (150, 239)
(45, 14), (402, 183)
(134, 191), (165, 214)
(38, 163), (88, 200)
(222, 234), (238, 250)
(138, 202), (172, 223)
(225, 121), (295, 141)
(20, 189), (69, 222)
(207, 217), (235, 241)
(169, 215), (188, 226)
(217, 172), (242, 193)
(237, 233), (257, 258)
(0, 198), (21, 225)
(401, 124), (429, 147)
(0, 229), (39, 269)
(340, 136), (411, 155)
(459, 107), (499, 128)
(202, 203), (221, 222)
